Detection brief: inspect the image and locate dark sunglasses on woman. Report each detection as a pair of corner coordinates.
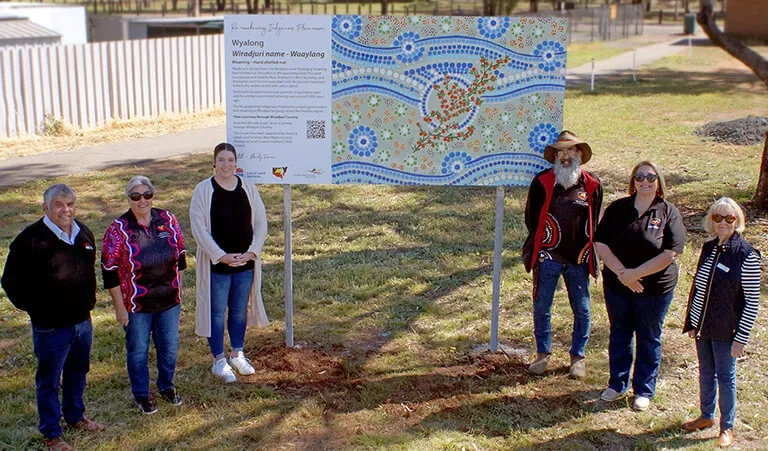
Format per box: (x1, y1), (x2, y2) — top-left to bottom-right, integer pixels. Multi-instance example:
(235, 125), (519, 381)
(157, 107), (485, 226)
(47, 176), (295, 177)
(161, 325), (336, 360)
(128, 191), (154, 201)
(634, 172), (658, 182)
(712, 213), (736, 224)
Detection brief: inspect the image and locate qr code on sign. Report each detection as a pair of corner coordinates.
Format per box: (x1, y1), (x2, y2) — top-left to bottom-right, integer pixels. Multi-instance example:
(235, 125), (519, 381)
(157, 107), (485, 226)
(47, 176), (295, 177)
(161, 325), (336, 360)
(306, 120), (326, 139)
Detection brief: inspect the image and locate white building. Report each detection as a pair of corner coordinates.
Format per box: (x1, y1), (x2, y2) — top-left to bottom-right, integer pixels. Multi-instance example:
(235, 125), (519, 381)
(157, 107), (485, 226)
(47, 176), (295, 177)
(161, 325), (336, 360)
(0, 2), (87, 46)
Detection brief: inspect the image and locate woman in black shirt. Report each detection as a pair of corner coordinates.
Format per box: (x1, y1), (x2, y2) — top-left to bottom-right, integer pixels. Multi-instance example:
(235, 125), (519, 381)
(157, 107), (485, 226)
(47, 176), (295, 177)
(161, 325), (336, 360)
(594, 161), (686, 411)
(190, 143), (269, 383)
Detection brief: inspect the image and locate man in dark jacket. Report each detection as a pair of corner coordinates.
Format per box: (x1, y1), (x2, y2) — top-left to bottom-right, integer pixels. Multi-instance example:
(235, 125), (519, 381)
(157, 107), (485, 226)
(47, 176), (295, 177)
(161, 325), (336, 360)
(521, 130), (603, 379)
(2, 184), (105, 451)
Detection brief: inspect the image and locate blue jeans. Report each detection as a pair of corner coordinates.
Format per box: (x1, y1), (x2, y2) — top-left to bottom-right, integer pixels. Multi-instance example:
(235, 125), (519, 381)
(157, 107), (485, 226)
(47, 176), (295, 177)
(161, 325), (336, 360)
(533, 259), (591, 358)
(604, 286), (674, 398)
(32, 318), (92, 439)
(124, 304), (180, 399)
(208, 270), (253, 358)
(696, 338), (737, 430)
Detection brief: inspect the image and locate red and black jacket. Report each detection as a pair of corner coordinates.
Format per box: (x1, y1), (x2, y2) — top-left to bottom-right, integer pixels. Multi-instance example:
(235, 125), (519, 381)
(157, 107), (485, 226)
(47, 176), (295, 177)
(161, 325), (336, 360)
(521, 169), (602, 278)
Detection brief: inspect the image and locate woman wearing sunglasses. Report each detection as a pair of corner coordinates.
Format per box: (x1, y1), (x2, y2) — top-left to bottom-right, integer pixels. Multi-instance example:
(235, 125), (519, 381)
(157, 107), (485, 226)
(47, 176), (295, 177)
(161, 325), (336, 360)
(102, 175), (187, 414)
(190, 143), (269, 383)
(681, 198), (761, 447)
(593, 161), (686, 411)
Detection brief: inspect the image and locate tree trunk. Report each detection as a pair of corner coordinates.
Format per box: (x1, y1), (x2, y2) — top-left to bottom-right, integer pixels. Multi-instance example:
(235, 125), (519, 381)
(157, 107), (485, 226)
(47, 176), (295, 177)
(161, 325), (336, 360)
(529, 0), (538, 12)
(484, 0), (496, 15)
(698, 0), (768, 87)
(754, 132), (768, 210)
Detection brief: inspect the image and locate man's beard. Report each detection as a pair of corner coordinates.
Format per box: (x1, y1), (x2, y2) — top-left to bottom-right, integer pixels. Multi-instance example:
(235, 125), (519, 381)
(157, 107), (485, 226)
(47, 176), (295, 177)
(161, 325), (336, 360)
(553, 154), (582, 188)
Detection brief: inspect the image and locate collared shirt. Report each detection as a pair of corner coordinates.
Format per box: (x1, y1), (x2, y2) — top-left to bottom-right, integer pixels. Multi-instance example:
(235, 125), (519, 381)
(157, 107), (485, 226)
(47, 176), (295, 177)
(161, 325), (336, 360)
(43, 215), (81, 245)
(101, 208), (186, 313)
(595, 194), (686, 295)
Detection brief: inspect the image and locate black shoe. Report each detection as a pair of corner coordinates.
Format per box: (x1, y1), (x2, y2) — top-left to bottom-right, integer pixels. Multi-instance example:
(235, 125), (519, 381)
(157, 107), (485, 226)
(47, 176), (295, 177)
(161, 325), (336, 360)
(159, 388), (182, 406)
(135, 397), (158, 414)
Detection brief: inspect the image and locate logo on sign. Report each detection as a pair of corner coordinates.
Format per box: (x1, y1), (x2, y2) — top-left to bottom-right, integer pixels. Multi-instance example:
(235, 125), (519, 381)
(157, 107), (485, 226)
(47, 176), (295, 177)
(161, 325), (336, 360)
(272, 167), (288, 179)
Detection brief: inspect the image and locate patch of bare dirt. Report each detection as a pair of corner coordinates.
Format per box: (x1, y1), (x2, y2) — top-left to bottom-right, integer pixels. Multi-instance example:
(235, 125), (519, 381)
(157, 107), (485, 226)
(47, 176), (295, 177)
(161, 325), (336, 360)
(245, 342), (530, 415)
(695, 116), (768, 145)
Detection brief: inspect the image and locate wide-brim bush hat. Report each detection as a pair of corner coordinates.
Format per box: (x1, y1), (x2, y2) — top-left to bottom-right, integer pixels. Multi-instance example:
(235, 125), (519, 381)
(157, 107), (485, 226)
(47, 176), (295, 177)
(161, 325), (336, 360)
(543, 130), (592, 164)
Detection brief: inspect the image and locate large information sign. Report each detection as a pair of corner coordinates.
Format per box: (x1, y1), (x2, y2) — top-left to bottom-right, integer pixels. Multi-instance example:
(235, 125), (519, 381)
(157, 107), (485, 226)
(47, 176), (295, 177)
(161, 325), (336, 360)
(225, 15), (568, 186)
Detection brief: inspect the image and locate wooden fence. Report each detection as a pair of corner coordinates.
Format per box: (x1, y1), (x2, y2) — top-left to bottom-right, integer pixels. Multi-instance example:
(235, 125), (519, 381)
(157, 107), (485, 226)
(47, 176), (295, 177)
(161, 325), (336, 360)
(0, 34), (224, 138)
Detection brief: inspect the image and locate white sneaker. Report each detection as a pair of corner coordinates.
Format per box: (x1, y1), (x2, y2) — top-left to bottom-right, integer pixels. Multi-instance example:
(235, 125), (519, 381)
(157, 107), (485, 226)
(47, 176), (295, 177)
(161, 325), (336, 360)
(633, 395), (651, 411)
(212, 358), (236, 383)
(600, 387), (626, 402)
(229, 351), (256, 376)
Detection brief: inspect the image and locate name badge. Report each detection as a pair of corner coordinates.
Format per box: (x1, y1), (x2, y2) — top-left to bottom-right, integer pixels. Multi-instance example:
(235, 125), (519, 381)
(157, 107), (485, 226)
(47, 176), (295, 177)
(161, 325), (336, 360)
(716, 262), (730, 273)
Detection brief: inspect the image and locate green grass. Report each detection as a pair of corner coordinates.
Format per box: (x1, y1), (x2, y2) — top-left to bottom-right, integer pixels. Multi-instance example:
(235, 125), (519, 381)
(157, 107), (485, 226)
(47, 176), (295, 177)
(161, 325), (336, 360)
(1, 44), (767, 450)
(566, 41), (630, 68)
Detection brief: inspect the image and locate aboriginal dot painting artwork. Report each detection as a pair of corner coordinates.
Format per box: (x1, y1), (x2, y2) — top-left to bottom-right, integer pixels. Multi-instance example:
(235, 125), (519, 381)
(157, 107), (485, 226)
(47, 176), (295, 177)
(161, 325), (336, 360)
(331, 15), (568, 186)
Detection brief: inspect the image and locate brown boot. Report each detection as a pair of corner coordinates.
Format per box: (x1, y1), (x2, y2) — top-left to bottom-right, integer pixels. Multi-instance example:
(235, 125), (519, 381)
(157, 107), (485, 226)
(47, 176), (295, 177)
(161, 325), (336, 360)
(717, 429), (734, 447)
(66, 417), (105, 432)
(568, 355), (586, 380)
(681, 417), (715, 432)
(527, 352), (550, 375)
(44, 437), (74, 451)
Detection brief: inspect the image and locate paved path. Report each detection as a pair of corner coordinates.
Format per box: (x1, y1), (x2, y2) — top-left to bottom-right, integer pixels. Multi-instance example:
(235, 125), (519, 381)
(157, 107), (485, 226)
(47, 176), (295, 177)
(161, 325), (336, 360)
(0, 25), (707, 188)
(567, 28), (706, 82)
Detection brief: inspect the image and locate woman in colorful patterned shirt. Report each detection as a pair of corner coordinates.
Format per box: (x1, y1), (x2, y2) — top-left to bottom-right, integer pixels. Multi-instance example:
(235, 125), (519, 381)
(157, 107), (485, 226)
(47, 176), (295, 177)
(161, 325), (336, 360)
(102, 175), (186, 414)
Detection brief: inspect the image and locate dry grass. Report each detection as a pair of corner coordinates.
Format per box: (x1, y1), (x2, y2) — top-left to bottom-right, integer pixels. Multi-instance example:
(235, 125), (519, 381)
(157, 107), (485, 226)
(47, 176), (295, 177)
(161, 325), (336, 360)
(0, 107), (225, 160)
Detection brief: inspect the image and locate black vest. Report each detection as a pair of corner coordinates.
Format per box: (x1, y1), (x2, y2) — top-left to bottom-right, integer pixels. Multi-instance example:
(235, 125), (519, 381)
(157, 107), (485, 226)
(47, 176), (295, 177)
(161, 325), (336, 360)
(691, 232), (754, 341)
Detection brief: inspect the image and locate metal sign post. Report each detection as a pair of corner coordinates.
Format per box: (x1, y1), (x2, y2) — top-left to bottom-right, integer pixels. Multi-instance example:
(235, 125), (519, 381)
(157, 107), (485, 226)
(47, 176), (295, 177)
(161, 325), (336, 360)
(489, 185), (505, 352)
(284, 185), (294, 348)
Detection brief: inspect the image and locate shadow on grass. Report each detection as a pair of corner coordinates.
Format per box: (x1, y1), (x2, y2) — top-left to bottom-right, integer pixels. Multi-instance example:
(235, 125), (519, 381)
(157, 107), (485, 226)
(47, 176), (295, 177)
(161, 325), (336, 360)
(417, 394), (714, 448)
(517, 425), (713, 450)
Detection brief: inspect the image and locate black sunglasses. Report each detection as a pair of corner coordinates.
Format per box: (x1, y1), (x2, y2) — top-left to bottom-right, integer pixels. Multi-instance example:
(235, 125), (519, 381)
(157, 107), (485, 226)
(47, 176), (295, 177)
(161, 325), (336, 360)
(634, 172), (658, 183)
(712, 214), (736, 224)
(128, 191), (154, 201)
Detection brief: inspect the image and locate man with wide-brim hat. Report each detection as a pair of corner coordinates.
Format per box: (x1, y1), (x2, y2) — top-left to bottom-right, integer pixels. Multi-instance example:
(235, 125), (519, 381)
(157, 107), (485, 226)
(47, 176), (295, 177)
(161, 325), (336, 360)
(521, 130), (603, 379)
(542, 130), (592, 165)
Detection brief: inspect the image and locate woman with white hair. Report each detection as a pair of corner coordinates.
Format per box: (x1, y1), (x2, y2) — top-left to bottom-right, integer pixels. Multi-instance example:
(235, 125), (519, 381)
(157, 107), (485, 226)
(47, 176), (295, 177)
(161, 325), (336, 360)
(102, 175), (187, 415)
(681, 197), (762, 448)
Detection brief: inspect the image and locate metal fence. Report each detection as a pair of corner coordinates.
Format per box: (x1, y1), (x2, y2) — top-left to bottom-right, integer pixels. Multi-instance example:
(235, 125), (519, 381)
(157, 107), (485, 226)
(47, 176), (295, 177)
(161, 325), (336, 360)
(0, 34), (224, 138)
(286, 1), (644, 42)
(530, 4), (645, 43)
